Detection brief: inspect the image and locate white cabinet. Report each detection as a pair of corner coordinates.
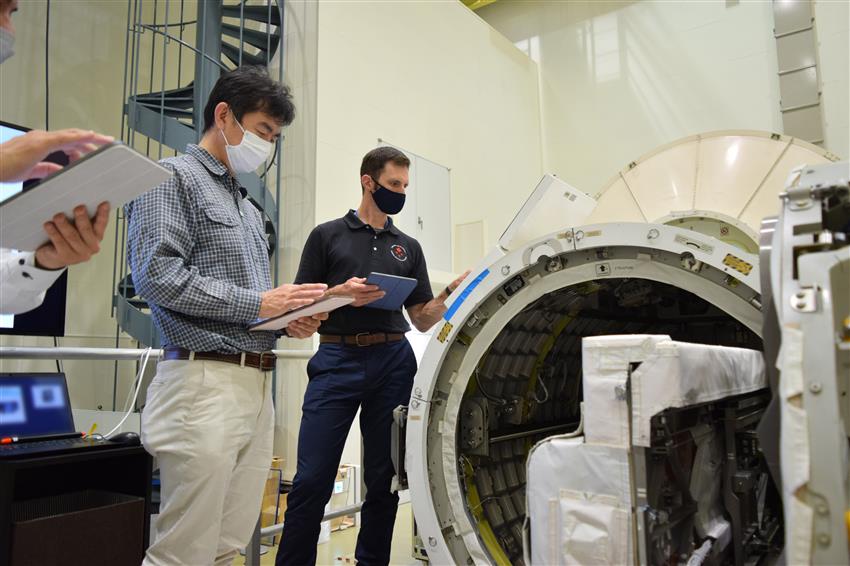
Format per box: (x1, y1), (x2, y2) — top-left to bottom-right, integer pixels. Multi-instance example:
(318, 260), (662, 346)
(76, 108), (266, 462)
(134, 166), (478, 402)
(379, 142), (452, 273)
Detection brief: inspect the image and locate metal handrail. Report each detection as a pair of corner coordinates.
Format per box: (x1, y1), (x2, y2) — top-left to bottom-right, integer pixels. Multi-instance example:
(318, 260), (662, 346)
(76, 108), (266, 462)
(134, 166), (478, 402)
(134, 23), (230, 73)
(245, 503), (369, 565)
(258, 503), (363, 539)
(0, 347), (314, 360)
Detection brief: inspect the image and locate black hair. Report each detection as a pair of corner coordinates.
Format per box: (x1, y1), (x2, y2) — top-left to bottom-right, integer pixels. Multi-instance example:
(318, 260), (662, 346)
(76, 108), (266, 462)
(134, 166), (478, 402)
(360, 147), (411, 191)
(202, 66), (295, 132)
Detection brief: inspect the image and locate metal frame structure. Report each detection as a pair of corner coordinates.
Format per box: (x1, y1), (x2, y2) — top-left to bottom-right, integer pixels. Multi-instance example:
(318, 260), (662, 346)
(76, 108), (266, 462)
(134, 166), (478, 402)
(760, 161), (849, 564)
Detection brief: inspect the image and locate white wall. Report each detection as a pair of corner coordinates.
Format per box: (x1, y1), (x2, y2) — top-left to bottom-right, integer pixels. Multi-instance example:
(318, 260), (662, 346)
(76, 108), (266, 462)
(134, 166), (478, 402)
(314, 1), (544, 253)
(477, 0), (801, 194)
(815, 0), (850, 160)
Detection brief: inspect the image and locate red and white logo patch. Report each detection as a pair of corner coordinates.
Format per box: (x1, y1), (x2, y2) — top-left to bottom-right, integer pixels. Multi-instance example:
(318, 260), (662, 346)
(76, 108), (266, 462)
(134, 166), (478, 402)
(390, 244), (408, 262)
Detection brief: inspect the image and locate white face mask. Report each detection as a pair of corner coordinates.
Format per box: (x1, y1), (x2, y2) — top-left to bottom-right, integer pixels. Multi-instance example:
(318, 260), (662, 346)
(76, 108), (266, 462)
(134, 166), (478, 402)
(0, 28), (15, 65)
(219, 111), (273, 173)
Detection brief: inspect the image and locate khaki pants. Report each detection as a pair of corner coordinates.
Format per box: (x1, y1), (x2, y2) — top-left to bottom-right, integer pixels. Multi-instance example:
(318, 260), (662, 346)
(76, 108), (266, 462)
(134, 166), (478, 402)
(141, 359), (274, 566)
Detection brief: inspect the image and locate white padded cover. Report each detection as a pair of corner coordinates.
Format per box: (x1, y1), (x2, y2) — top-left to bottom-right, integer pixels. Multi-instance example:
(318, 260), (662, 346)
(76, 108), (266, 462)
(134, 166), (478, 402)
(527, 437), (632, 566)
(527, 336), (767, 565)
(581, 334), (670, 446)
(629, 340), (766, 446)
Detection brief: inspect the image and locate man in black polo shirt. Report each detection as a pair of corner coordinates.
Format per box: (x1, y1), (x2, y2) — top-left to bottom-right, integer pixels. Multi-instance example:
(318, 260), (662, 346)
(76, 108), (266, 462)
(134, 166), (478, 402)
(276, 147), (468, 565)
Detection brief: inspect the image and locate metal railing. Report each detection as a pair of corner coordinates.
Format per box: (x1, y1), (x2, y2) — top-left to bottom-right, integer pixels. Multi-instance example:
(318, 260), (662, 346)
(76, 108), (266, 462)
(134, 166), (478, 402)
(0, 347), (312, 361)
(245, 503), (366, 566)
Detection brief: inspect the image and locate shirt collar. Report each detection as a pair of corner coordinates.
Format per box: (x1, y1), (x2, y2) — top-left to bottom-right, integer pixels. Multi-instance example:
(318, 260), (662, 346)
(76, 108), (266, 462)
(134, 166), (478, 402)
(344, 209), (400, 235)
(186, 144), (229, 177)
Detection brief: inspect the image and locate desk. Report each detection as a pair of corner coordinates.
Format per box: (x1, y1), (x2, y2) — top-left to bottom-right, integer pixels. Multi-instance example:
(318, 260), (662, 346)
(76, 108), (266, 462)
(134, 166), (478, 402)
(0, 445), (152, 565)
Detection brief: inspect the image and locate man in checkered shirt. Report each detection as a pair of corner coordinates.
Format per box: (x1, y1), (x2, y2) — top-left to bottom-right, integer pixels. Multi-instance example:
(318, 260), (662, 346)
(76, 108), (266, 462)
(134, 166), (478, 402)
(126, 66), (327, 566)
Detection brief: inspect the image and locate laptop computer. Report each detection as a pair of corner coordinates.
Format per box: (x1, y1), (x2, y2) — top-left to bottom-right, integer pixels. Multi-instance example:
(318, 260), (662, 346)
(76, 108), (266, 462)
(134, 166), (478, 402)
(0, 373), (117, 458)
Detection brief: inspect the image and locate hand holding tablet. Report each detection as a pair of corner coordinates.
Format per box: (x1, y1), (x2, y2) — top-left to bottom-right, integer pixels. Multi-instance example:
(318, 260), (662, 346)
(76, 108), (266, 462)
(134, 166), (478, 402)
(249, 295), (355, 331)
(250, 271), (419, 332)
(0, 142), (172, 251)
(35, 202), (111, 270)
(364, 272), (418, 310)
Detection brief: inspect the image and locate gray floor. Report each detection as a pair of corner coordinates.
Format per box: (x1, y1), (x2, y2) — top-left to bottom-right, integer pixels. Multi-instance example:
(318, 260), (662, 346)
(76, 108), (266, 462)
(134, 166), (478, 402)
(232, 502), (419, 566)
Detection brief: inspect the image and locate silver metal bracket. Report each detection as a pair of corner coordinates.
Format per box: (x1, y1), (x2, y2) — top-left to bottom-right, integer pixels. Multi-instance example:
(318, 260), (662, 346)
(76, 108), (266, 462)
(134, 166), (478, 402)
(789, 286), (818, 312)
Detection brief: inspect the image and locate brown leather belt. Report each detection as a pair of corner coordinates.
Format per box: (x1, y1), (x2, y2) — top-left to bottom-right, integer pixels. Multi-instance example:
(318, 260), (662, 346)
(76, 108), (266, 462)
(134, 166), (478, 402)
(319, 333), (405, 347)
(161, 346), (276, 371)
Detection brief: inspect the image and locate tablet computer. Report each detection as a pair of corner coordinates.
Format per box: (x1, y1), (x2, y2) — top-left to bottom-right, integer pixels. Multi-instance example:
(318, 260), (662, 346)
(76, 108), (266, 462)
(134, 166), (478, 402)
(0, 142), (172, 251)
(365, 272), (418, 310)
(248, 295), (355, 332)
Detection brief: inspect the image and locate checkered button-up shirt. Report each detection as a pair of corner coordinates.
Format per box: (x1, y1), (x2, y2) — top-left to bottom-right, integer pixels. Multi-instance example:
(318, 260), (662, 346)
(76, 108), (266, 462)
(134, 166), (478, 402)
(126, 144), (275, 353)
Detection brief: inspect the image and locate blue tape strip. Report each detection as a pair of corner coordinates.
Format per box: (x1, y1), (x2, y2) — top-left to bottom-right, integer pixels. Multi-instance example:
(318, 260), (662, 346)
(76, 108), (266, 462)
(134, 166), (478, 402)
(444, 269), (490, 322)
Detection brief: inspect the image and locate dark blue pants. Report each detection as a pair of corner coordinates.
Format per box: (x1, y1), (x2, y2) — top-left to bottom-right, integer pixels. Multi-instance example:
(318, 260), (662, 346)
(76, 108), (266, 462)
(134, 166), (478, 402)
(275, 339), (417, 566)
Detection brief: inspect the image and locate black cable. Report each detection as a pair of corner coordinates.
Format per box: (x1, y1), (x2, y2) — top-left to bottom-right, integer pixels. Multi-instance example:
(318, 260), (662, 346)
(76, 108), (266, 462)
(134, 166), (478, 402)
(52, 336), (61, 373)
(45, 0), (50, 129)
(134, 340), (142, 412)
(473, 368), (507, 406)
(47, 2), (57, 375)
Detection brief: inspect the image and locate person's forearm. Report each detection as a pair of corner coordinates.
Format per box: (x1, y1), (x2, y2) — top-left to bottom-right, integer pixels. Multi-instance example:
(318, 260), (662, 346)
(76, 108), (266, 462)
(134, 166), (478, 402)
(410, 291), (451, 332)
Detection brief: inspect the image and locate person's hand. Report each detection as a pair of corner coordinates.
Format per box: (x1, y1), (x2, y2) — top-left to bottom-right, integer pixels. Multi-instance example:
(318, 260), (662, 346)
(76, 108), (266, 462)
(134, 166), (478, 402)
(328, 276), (385, 307)
(0, 128), (114, 182)
(286, 312), (328, 339)
(35, 202), (111, 270)
(447, 270), (472, 297)
(259, 283), (327, 318)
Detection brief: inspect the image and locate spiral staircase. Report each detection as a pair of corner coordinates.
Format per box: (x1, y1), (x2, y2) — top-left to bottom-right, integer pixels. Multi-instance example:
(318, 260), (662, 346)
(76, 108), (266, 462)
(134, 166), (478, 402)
(112, 0), (284, 348)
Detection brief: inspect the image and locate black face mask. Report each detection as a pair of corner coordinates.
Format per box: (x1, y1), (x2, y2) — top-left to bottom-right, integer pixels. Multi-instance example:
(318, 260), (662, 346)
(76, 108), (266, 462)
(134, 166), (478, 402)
(371, 178), (406, 215)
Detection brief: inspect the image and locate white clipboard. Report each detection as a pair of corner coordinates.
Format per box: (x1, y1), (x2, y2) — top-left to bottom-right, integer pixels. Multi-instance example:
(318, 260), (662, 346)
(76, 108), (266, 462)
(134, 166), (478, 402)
(248, 295), (355, 332)
(0, 142), (172, 251)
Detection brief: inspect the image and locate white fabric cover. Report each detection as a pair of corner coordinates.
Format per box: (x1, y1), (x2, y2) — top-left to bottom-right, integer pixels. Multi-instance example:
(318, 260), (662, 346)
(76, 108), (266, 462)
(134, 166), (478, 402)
(688, 424), (732, 551)
(777, 327), (813, 565)
(527, 336), (767, 565)
(527, 437), (633, 566)
(629, 340), (766, 446)
(581, 335), (670, 446)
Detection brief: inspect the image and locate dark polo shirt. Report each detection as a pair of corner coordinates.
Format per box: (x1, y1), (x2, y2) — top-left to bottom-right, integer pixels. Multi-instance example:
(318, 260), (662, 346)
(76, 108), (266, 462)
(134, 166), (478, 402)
(294, 210), (433, 335)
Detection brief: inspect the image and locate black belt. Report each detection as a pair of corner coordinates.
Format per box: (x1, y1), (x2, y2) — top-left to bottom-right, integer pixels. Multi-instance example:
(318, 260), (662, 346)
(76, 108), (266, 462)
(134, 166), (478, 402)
(319, 333), (405, 347)
(161, 346), (276, 371)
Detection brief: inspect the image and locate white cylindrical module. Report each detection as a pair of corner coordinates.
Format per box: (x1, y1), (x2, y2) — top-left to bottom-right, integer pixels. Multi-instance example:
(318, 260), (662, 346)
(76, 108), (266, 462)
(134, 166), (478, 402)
(407, 221), (764, 565)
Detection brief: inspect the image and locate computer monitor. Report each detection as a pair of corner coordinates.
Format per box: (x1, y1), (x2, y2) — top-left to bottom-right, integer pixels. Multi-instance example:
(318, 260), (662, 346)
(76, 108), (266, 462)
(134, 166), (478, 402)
(0, 120), (68, 336)
(0, 373), (75, 438)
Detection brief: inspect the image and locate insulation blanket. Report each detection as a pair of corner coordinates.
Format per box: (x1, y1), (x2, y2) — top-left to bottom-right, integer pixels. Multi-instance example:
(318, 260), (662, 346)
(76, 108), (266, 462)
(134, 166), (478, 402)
(581, 335), (670, 446)
(526, 438), (632, 565)
(526, 336), (767, 565)
(629, 340), (766, 446)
